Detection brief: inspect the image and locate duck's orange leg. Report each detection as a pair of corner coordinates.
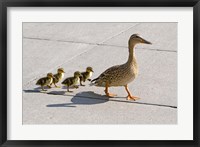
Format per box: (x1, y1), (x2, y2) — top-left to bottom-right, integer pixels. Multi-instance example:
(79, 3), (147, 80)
(104, 83), (117, 97)
(124, 85), (140, 101)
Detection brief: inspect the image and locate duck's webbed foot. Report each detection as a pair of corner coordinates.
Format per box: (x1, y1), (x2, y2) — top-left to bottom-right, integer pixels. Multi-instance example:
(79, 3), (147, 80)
(127, 95), (140, 101)
(66, 90), (73, 93)
(66, 87), (73, 93)
(80, 81), (85, 86)
(124, 85), (140, 101)
(74, 85), (79, 89)
(41, 87), (47, 92)
(54, 83), (60, 88)
(105, 92), (117, 97)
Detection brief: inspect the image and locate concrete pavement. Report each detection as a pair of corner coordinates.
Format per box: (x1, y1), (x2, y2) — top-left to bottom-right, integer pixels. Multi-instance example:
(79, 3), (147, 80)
(23, 22), (177, 124)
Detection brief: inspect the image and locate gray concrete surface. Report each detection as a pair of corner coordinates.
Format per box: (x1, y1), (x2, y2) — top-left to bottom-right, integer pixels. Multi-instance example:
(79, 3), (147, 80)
(23, 22), (177, 124)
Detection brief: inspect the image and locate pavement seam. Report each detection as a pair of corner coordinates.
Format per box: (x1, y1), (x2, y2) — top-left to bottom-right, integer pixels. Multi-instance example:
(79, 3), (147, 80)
(23, 23), (176, 86)
(23, 37), (177, 53)
(23, 44), (98, 87)
(45, 92), (177, 109)
(98, 23), (140, 44)
(23, 25), (141, 87)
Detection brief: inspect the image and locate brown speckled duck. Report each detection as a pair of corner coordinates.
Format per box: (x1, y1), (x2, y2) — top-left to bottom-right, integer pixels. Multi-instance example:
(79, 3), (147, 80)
(91, 34), (152, 100)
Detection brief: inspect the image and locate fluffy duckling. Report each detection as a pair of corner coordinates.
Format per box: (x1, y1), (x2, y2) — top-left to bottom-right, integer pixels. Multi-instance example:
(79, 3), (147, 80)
(80, 67), (94, 86)
(62, 71), (82, 92)
(91, 34), (152, 100)
(36, 73), (54, 91)
(51, 68), (65, 88)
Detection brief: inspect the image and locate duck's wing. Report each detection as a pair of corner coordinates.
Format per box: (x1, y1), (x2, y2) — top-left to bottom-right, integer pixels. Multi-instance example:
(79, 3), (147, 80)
(92, 65), (120, 84)
(62, 77), (74, 85)
(53, 73), (59, 83)
(36, 77), (48, 85)
(80, 72), (88, 82)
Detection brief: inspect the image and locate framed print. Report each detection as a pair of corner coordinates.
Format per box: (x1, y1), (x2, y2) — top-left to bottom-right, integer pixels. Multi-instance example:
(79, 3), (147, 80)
(0, 0), (199, 146)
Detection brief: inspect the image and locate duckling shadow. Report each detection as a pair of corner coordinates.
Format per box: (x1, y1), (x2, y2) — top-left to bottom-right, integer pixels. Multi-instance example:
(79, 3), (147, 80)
(23, 87), (51, 93)
(46, 91), (109, 108)
(61, 86), (78, 90)
(23, 87), (42, 93)
(47, 90), (66, 95)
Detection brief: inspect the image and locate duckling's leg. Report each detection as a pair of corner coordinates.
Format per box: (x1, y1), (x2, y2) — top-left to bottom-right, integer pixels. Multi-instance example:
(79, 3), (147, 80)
(67, 86), (73, 93)
(41, 86), (47, 91)
(104, 83), (117, 97)
(79, 77), (85, 86)
(54, 83), (60, 88)
(80, 80), (85, 86)
(74, 85), (79, 89)
(124, 85), (139, 101)
(47, 85), (52, 88)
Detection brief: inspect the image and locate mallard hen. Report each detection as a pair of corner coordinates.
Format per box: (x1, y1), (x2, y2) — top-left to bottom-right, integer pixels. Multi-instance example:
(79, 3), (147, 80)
(91, 34), (152, 100)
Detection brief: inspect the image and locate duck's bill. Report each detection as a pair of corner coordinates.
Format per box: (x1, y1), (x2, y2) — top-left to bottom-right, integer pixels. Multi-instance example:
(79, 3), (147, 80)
(142, 39), (152, 44)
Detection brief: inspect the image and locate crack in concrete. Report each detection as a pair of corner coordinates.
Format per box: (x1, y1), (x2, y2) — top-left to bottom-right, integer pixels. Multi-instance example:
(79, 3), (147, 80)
(23, 44), (98, 87)
(99, 23), (140, 44)
(23, 24), (176, 87)
(46, 92), (177, 109)
(23, 37), (177, 53)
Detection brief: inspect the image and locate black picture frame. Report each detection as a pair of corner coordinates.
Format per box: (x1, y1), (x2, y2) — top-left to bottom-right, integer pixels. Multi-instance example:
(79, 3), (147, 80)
(0, 0), (199, 146)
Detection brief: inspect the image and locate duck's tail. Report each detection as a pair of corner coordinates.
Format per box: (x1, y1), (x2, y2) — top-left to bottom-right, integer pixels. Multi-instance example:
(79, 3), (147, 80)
(91, 77), (98, 83)
(36, 79), (41, 85)
(89, 78), (99, 86)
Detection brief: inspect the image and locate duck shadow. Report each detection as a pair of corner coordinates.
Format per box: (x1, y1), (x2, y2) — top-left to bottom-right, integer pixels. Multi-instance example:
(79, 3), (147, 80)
(23, 86), (55, 93)
(46, 91), (109, 108)
(61, 86), (80, 90)
(23, 87), (45, 93)
(24, 88), (177, 109)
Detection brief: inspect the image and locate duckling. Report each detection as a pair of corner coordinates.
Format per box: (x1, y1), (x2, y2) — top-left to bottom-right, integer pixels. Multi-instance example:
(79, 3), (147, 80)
(80, 67), (94, 86)
(62, 71), (82, 92)
(91, 34), (152, 100)
(36, 73), (54, 91)
(51, 68), (65, 88)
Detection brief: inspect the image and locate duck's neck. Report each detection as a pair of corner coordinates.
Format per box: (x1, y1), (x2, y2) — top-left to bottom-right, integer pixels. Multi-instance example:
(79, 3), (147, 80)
(74, 75), (79, 79)
(58, 72), (64, 79)
(126, 43), (137, 65)
(48, 76), (53, 79)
